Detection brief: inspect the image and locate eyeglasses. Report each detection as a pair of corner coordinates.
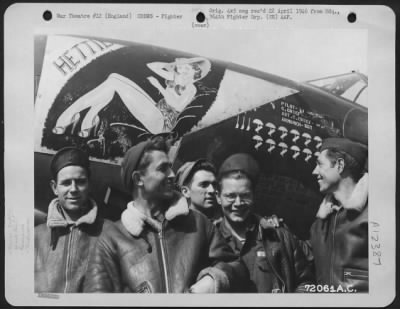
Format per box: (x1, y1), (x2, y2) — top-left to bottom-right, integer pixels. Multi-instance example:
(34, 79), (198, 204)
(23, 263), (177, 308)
(222, 193), (253, 204)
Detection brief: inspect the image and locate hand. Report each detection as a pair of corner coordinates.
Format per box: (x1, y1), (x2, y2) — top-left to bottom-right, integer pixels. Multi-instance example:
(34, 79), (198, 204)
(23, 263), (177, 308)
(188, 275), (215, 293)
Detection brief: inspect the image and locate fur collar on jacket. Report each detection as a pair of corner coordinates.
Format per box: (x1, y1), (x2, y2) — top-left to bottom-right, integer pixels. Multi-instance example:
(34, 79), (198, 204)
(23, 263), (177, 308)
(47, 198), (98, 228)
(316, 173), (368, 219)
(121, 195), (189, 237)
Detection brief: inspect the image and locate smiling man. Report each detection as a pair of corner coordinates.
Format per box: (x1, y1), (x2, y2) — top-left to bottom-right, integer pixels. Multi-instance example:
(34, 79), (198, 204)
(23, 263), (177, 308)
(84, 136), (247, 293)
(216, 153), (313, 292)
(310, 137), (369, 292)
(176, 159), (222, 222)
(35, 147), (103, 293)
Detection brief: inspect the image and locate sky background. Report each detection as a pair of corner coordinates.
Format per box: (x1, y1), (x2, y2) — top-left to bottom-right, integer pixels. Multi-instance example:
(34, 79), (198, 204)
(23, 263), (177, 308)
(47, 27), (367, 83)
(119, 29), (368, 82)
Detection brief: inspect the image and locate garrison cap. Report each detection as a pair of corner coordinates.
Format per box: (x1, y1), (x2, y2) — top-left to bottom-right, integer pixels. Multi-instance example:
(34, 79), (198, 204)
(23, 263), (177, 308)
(320, 137), (368, 167)
(175, 159), (209, 187)
(50, 147), (90, 179)
(121, 140), (152, 192)
(218, 153), (260, 184)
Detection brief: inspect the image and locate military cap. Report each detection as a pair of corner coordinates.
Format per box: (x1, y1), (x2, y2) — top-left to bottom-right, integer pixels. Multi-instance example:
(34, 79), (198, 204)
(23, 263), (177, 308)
(50, 147), (90, 179)
(175, 159), (208, 187)
(121, 140), (152, 192)
(218, 153), (260, 184)
(320, 137), (368, 167)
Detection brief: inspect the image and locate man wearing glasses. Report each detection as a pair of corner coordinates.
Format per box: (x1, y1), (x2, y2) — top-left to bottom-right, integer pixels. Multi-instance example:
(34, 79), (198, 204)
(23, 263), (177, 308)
(84, 137), (247, 293)
(216, 153), (313, 292)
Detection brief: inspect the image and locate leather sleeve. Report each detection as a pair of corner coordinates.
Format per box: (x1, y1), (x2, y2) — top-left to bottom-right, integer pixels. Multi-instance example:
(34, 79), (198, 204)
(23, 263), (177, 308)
(282, 229), (315, 292)
(296, 238), (314, 264)
(83, 234), (122, 293)
(197, 222), (249, 292)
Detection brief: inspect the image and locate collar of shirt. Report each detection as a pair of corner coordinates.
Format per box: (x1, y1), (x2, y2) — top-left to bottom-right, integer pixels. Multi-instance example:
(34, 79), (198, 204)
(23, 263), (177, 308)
(219, 215), (258, 253)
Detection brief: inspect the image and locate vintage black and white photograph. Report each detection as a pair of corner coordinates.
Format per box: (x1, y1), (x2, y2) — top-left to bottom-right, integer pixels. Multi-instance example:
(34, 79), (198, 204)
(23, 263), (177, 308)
(4, 3), (396, 307)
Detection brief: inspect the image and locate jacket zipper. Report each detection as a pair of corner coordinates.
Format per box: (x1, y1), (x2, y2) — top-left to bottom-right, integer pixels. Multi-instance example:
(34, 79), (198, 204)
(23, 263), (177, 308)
(64, 225), (76, 293)
(330, 210), (340, 285)
(158, 221), (170, 293)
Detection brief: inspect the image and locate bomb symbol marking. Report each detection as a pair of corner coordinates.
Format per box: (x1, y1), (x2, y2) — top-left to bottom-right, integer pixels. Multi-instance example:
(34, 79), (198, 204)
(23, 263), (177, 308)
(290, 145), (300, 159)
(278, 126), (288, 140)
(265, 123), (276, 136)
(314, 136), (322, 149)
(253, 119), (263, 134)
(303, 148), (312, 162)
(266, 139), (276, 153)
(302, 133), (312, 146)
(290, 129), (300, 143)
(278, 142), (288, 156)
(252, 135), (263, 150)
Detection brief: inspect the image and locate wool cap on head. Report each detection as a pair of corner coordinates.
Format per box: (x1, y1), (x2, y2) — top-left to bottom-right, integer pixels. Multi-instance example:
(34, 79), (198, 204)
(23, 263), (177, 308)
(175, 159), (208, 187)
(121, 140), (153, 192)
(218, 153), (260, 184)
(50, 147), (90, 179)
(320, 137), (368, 167)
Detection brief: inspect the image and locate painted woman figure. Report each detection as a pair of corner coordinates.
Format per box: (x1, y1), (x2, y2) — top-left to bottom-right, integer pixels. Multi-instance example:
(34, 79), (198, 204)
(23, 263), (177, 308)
(146, 57), (211, 131)
(52, 57), (211, 137)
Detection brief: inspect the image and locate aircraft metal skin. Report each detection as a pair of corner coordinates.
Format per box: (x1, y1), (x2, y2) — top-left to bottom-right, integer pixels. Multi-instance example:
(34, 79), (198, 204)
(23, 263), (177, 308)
(34, 35), (367, 239)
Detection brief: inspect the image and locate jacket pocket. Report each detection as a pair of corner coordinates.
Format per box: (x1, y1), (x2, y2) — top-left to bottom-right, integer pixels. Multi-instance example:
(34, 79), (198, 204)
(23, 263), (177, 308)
(343, 268), (368, 292)
(133, 281), (152, 293)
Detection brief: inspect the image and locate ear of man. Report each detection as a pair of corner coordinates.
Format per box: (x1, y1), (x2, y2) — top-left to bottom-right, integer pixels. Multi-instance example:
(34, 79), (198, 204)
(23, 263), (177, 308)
(336, 158), (345, 174)
(181, 185), (190, 198)
(216, 191), (222, 205)
(132, 171), (143, 187)
(50, 180), (58, 195)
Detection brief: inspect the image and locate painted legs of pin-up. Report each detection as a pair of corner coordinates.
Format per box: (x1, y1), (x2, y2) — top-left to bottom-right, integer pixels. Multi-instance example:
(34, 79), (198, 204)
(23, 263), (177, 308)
(52, 73), (165, 137)
(52, 112), (81, 135)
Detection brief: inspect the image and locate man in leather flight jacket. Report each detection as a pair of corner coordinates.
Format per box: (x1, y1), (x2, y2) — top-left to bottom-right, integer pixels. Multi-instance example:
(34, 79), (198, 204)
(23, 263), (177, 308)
(215, 153), (314, 293)
(35, 147), (104, 293)
(84, 136), (247, 293)
(310, 137), (368, 292)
